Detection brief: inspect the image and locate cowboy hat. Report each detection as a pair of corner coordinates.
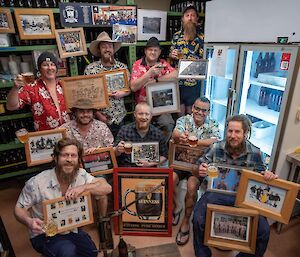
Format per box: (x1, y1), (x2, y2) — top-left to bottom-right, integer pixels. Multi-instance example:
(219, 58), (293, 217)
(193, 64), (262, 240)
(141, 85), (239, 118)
(70, 98), (96, 111)
(89, 31), (122, 57)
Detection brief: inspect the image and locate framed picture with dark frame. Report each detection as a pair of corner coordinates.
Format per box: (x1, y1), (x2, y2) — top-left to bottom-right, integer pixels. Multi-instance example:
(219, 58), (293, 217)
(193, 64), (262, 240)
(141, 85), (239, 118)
(178, 59), (208, 80)
(55, 28), (88, 59)
(204, 204), (259, 254)
(113, 167), (173, 236)
(131, 142), (159, 164)
(0, 8), (15, 34)
(235, 169), (300, 224)
(24, 128), (67, 167)
(14, 8), (55, 40)
(146, 81), (180, 116)
(82, 147), (118, 176)
(101, 68), (130, 94)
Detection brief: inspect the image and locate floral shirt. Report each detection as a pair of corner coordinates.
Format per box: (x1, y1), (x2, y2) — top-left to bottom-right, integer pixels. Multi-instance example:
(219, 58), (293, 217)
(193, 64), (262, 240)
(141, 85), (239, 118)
(60, 119), (114, 150)
(170, 29), (204, 87)
(18, 78), (70, 131)
(84, 60), (129, 125)
(131, 57), (175, 104)
(175, 114), (220, 140)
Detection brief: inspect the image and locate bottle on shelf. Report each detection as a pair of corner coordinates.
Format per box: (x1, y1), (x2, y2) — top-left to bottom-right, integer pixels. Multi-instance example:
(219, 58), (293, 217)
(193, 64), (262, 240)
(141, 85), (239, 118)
(254, 53), (263, 78)
(263, 52), (270, 73)
(258, 87), (267, 106)
(269, 53), (276, 72)
(118, 236), (128, 257)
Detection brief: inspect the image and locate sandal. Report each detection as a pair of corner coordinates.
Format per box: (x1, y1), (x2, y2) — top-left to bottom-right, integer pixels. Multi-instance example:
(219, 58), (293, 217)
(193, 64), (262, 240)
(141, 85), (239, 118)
(176, 228), (190, 246)
(172, 208), (183, 226)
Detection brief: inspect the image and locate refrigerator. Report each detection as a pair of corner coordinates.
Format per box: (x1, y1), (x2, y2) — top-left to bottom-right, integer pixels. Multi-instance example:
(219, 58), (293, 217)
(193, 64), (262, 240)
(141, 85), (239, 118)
(204, 43), (300, 170)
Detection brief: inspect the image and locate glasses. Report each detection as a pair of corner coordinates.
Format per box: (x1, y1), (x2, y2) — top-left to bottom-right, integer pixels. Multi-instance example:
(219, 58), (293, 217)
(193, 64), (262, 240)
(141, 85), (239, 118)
(59, 153), (78, 159)
(193, 105), (210, 113)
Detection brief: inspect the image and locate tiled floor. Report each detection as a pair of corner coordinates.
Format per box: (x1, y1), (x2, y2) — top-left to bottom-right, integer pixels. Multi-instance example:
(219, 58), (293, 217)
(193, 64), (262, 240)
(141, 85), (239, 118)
(0, 178), (299, 257)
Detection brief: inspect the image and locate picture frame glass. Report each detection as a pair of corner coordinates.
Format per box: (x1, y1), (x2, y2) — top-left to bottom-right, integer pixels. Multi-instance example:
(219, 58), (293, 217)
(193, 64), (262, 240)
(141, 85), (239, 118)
(20, 14), (52, 35)
(58, 31), (83, 53)
(178, 59), (208, 79)
(105, 70), (128, 92)
(131, 142), (159, 163)
(0, 12), (9, 29)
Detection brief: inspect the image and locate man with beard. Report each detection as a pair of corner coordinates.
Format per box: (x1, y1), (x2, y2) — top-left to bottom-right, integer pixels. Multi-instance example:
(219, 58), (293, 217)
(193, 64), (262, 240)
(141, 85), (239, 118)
(192, 114), (278, 257)
(14, 138), (112, 257)
(169, 5), (204, 116)
(171, 97), (219, 246)
(84, 31), (131, 137)
(115, 102), (168, 167)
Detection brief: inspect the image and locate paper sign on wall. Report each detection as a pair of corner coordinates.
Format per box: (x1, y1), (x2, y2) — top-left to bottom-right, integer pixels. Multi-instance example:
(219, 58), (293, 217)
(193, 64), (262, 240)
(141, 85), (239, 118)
(210, 46), (228, 77)
(280, 53), (291, 70)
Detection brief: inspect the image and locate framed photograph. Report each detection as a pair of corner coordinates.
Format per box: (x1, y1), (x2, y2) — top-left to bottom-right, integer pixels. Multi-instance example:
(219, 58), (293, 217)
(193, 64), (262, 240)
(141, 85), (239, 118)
(82, 147), (118, 176)
(42, 192), (94, 234)
(137, 9), (167, 41)
(207, 164), (245, 195)
(146, 81), (180, 116)
(14, 9), (55, 40)
(0, 8), (15, 34)
(168, 141), (207, 172)
(61, 74), (110, 112)
(204, 204), (259, 254)
(113, 167), (173, 236)
(55, 28), (88, 59)
(235, 169), (300, 224)
(112, 24), (137, 44)
(0, 34), (10, 47)
(131, 142), (159, 164)
(101, 68), (130, 94)
(24, 128), (67, 167)
(178, 59), (208, 80)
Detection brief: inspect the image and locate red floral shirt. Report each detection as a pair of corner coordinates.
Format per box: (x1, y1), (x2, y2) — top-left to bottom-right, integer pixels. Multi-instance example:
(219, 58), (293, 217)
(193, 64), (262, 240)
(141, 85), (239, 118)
(130, 57), (175, 103)
(18, 78), (70, 131)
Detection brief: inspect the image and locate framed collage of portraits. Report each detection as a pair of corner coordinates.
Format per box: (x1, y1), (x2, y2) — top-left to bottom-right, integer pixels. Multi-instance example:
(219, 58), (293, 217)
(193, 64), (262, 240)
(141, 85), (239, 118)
(0, 8), (15, 34)
(101, 68), (130, 94)
(131, 142), (159, 164)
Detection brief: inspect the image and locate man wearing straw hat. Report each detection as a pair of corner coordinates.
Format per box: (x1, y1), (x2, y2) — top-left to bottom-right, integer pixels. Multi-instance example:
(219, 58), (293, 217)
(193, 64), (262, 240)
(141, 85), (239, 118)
(84, 31), (131, 137)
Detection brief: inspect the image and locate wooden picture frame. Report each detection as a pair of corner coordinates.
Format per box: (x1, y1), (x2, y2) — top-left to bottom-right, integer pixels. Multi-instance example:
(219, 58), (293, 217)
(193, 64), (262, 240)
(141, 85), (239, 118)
(14, 8), (55, 40)
(24, 128), (67, 167)
(42, 192), (94, 234)
(178, 59), (208, 80)
(131, 142), (159, 164)
(55, 28), (88, 59)
(113, 167), (173, 236)
(204, 204), (259, 254)
(0, 8), (15, 34)
(235, 169), (300, 224)
(61, 74), (110, 112)
(82, 147), (118, 176)
(146, 81), (180, 116)
(101, 68), (130, 94)
(168, 140), (207, 172)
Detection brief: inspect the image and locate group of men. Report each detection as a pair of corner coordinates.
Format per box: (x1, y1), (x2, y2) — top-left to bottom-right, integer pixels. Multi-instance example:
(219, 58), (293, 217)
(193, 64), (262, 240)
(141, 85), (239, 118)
(6, 5), (278, 257)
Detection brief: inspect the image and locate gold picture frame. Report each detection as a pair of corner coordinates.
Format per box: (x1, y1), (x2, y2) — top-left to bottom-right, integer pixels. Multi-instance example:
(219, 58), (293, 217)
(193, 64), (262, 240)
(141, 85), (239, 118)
(235, 169), (300, 224)
(0, 8), (15, 34)
(14, 8), (55, 40)
(101, 68), (130, 94)
(55, 28), (88, 58)
(61, 74), (110, 112)
(204, 204), (259, 254)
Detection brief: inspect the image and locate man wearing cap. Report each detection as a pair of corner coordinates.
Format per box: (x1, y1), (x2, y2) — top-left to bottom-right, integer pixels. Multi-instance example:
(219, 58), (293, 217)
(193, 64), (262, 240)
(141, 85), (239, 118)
(6, 51), (70, 131)
(84, 31), (131, 137)
(130, 37), (178, 140)
(169, 5), (204, 117)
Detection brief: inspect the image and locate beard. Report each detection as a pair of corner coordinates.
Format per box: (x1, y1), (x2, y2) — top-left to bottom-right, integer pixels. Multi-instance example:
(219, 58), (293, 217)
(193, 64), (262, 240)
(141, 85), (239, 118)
(101, 52), (114, 64)
(225, 139), (246, 157)
(136, 120), (150, 131)
(56, 162), (80, 185)
(183, 21), (197, 41)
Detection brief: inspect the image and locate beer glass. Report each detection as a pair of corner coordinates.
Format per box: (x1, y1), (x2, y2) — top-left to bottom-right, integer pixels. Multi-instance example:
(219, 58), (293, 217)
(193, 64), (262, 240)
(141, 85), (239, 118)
(15, 128), (29, 143)
(42, 219), (58, 237)
(207, 164), (219, 178)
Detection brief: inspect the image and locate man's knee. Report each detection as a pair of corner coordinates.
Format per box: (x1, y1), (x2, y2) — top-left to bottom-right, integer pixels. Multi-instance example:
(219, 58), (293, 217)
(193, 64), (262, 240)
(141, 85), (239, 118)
(46, 243), (76, 257)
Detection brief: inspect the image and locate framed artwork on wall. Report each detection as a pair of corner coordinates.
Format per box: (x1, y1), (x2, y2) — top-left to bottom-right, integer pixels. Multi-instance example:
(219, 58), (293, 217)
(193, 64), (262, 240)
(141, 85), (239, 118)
(0, 8), (15, 34)
(178, 59), (208, 80)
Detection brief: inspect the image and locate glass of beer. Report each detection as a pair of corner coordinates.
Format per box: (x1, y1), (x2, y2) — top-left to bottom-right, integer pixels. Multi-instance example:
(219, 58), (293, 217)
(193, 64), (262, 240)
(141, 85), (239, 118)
(188, 133), (198, 147)
(177, 49), (184, 59)
(42, 219), (58, 237)
(124, 142), (133, 154)
(207, 164), (218, 178)
(21, 72), (35, 84)
(15, 128), (29, 143)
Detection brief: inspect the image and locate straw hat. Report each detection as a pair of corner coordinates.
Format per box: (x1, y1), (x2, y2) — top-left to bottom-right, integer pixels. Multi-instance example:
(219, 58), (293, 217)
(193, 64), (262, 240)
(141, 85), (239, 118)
(70, 98), (95, 111)
(89, 31), (122, 57)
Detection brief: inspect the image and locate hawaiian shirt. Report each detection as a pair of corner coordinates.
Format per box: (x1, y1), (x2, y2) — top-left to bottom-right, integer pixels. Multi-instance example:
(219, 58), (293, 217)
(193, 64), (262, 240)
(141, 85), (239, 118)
(60, 119), (114, 151)
(84, 60), (129, 125)
(175, 114), (220, 140)
(16, 168), (96, 238)
(130, 57), (175, 103)
(18, 78), (70, 131)
(170, 29), (204, 87)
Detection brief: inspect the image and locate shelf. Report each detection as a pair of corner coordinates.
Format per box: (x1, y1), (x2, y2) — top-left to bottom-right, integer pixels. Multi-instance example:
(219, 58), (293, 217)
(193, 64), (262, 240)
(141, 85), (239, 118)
(209, 74), (233, 80)
(0, 141), (24, 151)
(249, 134), (274, 156)
(0, 112), (32, 122)
(249, 78), (285, 91)
(0, 161), (26, 169)
(212, 98), (227, 106)
(0, 81), (13, 88)
(0, 166), (41, 180)
(245, 99), (279, 125)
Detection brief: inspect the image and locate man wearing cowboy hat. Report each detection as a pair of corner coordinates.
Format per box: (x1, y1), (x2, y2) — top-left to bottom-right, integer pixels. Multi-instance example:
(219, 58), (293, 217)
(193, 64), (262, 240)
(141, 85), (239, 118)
(84, 31), (131, 137)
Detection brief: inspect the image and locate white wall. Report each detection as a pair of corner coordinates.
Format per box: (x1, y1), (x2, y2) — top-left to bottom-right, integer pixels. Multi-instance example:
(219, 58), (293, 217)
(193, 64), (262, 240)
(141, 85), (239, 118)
(117, 0), (171, 11)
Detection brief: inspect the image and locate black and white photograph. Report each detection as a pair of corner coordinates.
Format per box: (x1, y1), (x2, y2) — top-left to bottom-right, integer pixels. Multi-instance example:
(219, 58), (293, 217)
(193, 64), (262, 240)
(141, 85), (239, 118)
(152, 89), (173, 108)
(178, 59), (209, 80)
(131, 142), (159, 163)
(112, 24), (137, 44)
(0, 8), (15, 33)
(20, 14), (51, 35)
(0, 11), (9, 29)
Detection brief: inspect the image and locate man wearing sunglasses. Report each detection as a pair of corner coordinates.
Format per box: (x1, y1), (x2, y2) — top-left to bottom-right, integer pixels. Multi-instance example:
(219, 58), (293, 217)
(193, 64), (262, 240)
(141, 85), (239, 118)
(171, 96), (220, 246)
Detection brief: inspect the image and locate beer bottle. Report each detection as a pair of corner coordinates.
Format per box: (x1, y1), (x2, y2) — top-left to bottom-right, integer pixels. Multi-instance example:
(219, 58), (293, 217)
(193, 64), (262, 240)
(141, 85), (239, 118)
(118, 236), (128, 257)
(269, 53), (276, 72)
(254, 53), (263, 78)
(263, 52), (270, 72)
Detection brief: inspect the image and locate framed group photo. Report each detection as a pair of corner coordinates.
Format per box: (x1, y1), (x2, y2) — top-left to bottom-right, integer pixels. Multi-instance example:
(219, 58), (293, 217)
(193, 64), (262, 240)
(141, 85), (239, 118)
(24, 128), (67, 167)
(14, 9), (55, 40)
(112, 24), (137, 44)
(146, 81), (180, 116)
(0, 8), (15, 34)
(178, 59), (208, 80)
(235, 169), (300, 224)
(82, 147), (118, 176)
(102, 68), (130, 94)
(113, 167), (173, 236)
(55, 28), (88, 58)
(131, 142), (159, 164)
(204, 204), (259, 254)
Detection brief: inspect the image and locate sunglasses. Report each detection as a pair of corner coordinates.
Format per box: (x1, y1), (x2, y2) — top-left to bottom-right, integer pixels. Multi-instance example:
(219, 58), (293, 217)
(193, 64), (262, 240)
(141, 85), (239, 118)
(193, 105), (210, 113)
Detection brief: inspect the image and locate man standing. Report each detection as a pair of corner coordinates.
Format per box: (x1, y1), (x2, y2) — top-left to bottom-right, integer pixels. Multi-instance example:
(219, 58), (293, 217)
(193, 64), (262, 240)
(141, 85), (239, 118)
(193, 114), (277, 257)
(84, 31), (131, 137)
(115, 102), (168, 167)
(6, 52), (70, 130)
(172, 97), (219, 246)
(14, 138), (112, 257)
(169, 5), (204, 116)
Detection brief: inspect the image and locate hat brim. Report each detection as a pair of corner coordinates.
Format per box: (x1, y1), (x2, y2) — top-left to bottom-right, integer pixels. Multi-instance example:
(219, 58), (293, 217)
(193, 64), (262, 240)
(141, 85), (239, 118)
(89, 39), (122, 57)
